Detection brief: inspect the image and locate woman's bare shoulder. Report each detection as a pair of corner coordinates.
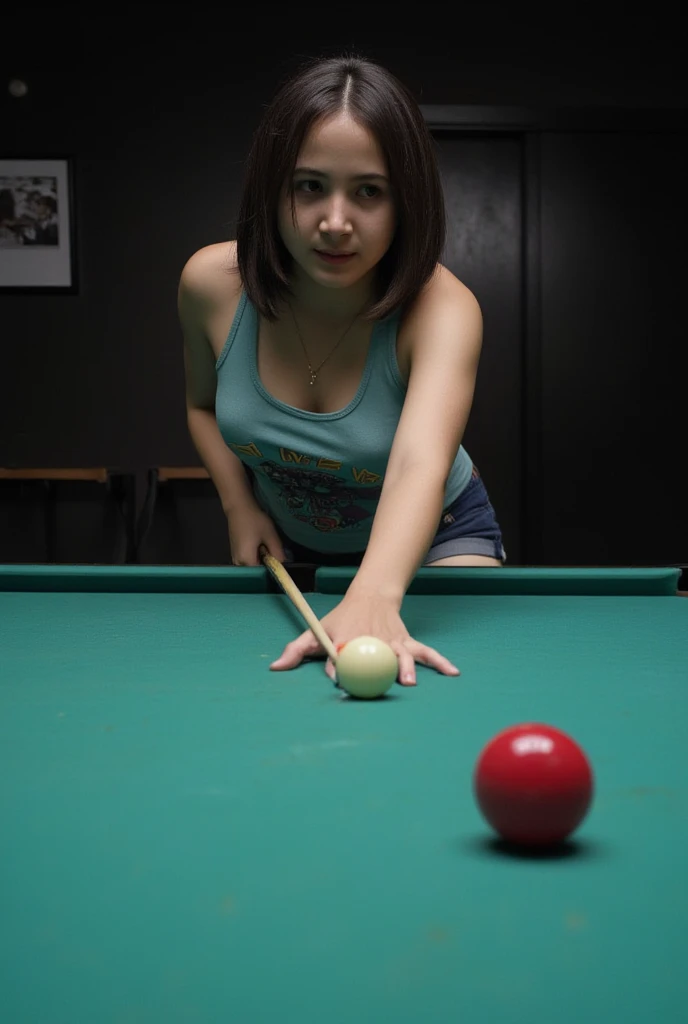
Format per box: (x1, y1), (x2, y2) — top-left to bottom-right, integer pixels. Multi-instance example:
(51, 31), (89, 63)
(179, 240), (241, 306)
(396, 264), (480, 376)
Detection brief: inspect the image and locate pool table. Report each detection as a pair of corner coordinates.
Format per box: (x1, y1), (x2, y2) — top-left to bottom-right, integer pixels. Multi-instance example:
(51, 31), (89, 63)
(1, 564), (687, 1023)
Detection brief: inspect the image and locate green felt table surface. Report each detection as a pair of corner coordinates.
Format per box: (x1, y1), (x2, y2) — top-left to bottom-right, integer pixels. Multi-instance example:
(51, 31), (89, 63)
(1, 565), (686, 1023)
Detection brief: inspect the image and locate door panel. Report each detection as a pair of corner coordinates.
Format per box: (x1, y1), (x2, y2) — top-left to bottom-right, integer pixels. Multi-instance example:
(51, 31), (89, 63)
(434, 133), (524, 561)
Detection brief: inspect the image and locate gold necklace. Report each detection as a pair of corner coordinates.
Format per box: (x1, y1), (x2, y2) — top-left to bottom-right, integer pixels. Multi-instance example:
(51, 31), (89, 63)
(288, 304), (363, 385)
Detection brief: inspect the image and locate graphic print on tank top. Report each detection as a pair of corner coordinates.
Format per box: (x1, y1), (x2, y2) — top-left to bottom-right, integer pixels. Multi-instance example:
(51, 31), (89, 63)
(229, 442), (383, 534)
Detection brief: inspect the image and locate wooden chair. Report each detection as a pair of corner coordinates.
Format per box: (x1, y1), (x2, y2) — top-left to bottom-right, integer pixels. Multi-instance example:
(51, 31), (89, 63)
(0, 468), (136, 563)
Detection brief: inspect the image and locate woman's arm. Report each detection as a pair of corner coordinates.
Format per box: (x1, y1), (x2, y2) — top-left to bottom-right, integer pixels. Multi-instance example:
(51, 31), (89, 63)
(178, 250), (256, 516)
(348, 266), (483, 605)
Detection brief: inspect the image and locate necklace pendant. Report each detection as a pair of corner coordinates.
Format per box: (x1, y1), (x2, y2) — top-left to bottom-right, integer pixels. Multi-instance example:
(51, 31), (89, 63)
(309, 371), (317, 385)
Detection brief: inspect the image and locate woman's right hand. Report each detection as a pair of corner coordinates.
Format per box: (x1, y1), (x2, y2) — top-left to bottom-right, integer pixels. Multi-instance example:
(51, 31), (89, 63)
(227, 506), (286, 566)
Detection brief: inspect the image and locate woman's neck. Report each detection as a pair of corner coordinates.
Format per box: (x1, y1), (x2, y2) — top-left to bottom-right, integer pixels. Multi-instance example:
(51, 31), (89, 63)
(285, 268), (375, 327)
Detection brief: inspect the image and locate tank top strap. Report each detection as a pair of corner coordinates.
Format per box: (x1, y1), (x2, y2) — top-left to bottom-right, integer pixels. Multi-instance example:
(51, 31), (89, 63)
(368, 308), (406, 396)
(216, 290), (251, 373)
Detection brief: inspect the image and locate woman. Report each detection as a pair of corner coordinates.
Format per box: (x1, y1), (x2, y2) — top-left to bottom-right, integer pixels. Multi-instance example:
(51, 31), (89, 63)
(179, 54), (505, 685)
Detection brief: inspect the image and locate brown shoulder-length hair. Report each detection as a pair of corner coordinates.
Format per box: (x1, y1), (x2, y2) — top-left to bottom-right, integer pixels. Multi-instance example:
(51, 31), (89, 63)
(234, 54), (446, 322)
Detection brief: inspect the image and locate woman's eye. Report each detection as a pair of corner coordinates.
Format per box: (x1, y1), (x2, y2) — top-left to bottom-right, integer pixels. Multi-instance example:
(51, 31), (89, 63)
(295, 180), (321, 194)
(293, 180), (382, 199)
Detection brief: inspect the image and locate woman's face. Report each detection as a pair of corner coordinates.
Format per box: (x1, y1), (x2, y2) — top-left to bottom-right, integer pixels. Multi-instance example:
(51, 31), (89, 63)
(278, 112), (396, 293)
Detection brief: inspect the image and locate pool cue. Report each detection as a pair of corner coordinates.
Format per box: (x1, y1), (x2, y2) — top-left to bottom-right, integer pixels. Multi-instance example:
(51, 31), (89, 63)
(259, 545), (339, 664)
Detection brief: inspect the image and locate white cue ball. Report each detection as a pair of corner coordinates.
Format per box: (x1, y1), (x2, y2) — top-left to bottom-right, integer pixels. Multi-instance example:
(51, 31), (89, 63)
(336, 635), (398, 699)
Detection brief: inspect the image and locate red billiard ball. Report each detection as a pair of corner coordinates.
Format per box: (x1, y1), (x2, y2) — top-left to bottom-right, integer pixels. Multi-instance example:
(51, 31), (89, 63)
(473, 723), (594, 846)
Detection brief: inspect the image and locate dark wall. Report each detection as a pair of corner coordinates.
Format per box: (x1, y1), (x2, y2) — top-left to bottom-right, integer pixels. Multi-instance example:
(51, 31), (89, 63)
(1, 14), (685, 567)
(539, 130), (686, 567)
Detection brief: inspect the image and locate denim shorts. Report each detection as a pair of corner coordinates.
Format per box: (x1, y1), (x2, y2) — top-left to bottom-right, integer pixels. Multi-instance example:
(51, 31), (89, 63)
(424, 466), (506, 564)
(277, 465), (506, 566)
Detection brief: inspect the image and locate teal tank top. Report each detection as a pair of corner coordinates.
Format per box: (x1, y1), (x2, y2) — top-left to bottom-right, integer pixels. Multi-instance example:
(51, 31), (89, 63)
(215, 292), (473, 553)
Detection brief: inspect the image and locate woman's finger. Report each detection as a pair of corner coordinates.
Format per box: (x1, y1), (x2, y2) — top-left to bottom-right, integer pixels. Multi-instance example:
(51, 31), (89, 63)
(411, 642), (460, 677)
(392, 642), (417, 687)
(270, 631), (322, 670)
(263, 533), (286, 562)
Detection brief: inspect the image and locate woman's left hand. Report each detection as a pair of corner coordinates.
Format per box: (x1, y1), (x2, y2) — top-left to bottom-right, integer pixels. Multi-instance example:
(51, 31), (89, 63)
(269, 594), (460, 686)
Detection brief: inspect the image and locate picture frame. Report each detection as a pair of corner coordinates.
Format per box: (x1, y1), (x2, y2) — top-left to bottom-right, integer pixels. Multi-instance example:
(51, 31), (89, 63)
(0, 157), (77, 293)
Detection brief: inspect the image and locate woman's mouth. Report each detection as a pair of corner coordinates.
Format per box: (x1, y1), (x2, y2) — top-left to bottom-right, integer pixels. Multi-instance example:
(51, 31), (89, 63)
(315, 250), (356, 265)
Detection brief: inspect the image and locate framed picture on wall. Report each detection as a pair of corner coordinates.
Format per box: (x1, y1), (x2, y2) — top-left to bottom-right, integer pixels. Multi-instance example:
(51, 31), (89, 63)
(0, 157), (77, 293)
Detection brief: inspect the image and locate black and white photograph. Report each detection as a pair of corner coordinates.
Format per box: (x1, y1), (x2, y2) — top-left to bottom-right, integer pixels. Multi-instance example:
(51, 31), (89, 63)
(0, 158), (76, 291)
